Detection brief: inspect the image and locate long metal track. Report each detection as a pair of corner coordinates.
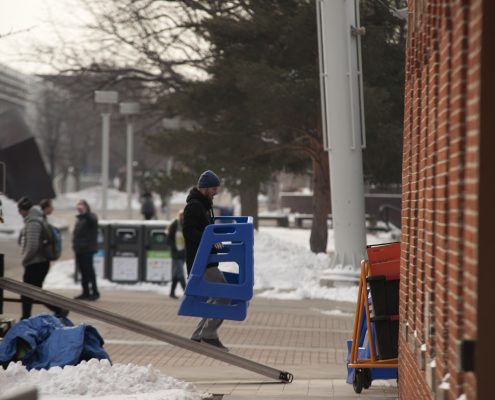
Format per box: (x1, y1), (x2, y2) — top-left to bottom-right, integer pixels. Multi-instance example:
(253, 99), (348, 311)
(0, 278), (293, 383)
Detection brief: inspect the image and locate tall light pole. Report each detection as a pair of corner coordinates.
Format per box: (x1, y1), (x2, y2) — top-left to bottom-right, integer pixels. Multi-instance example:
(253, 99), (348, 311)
(317, 0), (367, 283)
(95, 91), (118, 219)
(120, 102), (140, 219)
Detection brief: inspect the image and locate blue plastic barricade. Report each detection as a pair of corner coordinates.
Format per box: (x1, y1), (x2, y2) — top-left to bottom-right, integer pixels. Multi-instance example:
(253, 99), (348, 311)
(178, 216), (254, 321)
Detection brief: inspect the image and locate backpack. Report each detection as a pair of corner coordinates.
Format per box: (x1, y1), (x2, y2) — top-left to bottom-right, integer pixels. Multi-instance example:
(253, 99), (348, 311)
(37, 220), (62, 261)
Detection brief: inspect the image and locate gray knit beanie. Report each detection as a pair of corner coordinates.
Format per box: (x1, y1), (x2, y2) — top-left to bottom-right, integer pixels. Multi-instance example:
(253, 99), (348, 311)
(197, 170), (221, 188)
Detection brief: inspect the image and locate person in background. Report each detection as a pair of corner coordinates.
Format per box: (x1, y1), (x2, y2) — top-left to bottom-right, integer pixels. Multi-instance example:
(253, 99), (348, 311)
(72, 199), (100, 301)
(140, 191), (156, 220)
(167, 210), (186, 299)
(40, 199), (54, 218)
(183, 170), (229, 351)
(17, 196), (67, 319)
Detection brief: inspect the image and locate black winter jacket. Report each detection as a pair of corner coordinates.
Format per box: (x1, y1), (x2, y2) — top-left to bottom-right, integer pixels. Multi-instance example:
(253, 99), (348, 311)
(183, 187), (217, 274)
(72, 212), (98, 254)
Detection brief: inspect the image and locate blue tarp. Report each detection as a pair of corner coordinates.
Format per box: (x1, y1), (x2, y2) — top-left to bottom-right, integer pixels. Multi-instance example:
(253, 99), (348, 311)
(0, 313), (111, 370)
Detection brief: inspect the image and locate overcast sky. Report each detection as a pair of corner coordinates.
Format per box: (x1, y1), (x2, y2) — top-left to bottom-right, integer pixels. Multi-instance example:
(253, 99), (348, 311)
(0, 0), (87, 74)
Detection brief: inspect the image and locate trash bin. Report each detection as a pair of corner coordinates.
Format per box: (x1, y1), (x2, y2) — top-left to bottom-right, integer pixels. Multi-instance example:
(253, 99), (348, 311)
(366, 274), (399, 316)
(93, 221), (111, 279)
(142, 221), (172, 283)
(371, 315), (399, 359)
(109, 223), (143, 283)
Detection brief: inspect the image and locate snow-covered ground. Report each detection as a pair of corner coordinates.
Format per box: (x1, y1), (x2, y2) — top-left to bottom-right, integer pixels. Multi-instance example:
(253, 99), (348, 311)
(0, 359), (205, 400)
(44, 227), (395, 303)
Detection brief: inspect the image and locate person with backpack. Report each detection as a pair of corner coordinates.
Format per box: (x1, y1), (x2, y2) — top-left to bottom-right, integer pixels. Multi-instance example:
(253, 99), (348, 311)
(40, 198), (63, 261)
(17, 197), (67, 320)
(40, 199), (54, 218)
(72, 199), (100, 301)
(167, 210), (186, 299)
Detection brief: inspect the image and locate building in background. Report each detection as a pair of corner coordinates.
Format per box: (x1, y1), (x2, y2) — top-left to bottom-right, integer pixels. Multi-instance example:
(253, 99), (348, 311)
(399, 1), (493, 399)
(0, 63), (55, 202)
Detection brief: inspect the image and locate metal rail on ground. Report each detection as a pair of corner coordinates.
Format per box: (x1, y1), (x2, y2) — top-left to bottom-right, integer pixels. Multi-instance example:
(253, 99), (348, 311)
(0, 277), (294, 383)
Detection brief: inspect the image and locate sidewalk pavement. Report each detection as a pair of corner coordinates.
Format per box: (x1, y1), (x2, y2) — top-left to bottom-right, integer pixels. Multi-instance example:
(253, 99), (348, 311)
(1, 221), (398, 399)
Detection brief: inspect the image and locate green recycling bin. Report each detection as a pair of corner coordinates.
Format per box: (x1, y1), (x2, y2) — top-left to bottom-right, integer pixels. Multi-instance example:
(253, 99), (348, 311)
(142, 221), (172, 283)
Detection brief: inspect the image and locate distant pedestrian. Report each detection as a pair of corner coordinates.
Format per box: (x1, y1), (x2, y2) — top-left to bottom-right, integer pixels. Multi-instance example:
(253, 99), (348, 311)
(184, 170), (229, 351)
(167, 210), (186, 299)
(17, 196), (67, 319)
(40, 199), (54, 218)
(140, 191), (156, 220)
(72, 199), (100, 301)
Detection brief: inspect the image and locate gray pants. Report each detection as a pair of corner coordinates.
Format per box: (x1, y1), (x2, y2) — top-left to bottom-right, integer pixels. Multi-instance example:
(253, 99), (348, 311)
(191, 267), (229, 340)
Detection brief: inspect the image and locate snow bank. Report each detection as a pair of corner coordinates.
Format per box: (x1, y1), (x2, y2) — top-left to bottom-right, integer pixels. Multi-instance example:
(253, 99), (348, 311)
(44, 259), (176, 296)
(0, 359), (205, 400)
(0, 194), (24, 236)
(253, 231), (359, 302)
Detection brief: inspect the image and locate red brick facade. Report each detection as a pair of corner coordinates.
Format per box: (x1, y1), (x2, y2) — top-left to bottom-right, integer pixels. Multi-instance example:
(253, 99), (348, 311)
(400, 1), (483, 399)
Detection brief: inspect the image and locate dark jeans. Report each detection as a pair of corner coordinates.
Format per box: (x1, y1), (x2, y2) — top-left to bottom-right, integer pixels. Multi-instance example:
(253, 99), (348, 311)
(170, 258), (186, 296)
(75, 251), (99, 296)
(22, 261), (62, 319)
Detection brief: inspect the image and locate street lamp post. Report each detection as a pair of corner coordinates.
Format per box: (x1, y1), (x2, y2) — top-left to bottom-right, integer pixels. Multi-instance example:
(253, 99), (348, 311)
(94, 91), (119, 219)
(120, 102), (140, 219)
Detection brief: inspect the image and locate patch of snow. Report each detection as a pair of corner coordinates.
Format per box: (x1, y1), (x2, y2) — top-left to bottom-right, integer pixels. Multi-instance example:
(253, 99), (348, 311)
(430, 359), (436, 368)
(311, 308), (353, 317)
(0, 195), (24, 237)
(44, 259), (178, 295)
(259, 226), (394, 253)
(0, 359), (205, 400)
(457, 395), (467, 400)
(421, 344), (426, 351)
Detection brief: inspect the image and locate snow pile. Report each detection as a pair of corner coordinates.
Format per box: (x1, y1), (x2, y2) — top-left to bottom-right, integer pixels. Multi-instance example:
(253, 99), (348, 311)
(259, 226), (395, 253)
(0, 194), (24, 236)
(254, 231), (358, 302)
(44, 260), (175, 296)
(54, 186), (143, 211)
(0, 359), (205, 400)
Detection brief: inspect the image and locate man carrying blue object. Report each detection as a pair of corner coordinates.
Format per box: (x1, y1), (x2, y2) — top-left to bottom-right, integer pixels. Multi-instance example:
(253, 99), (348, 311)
(183, 170), (229, 352)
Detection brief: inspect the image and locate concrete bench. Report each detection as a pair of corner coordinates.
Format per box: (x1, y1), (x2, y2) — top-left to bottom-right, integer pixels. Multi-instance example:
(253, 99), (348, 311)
(257, 215), (290, 227)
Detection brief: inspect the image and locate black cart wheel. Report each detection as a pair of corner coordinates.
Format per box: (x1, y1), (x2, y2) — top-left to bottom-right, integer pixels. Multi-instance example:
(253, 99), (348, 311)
(353, 369), (364, 394)
(363, 368), (372, 389)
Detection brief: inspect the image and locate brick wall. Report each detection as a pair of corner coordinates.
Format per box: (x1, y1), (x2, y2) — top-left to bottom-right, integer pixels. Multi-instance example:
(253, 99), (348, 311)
(399, 1), (481, 399)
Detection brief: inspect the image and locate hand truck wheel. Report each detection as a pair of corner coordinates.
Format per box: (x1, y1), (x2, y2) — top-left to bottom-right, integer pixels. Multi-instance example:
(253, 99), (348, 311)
(353, 369), (364, 394)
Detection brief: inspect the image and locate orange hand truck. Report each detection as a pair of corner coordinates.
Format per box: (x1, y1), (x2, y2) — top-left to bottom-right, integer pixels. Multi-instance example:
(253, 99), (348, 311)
(347, 242), (400, 393)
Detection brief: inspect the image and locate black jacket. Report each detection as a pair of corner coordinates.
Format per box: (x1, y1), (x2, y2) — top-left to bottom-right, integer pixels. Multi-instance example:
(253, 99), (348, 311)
(183, 187), (217, 274)
(72, 212), (98, 254)
(167, 219), (185, 260)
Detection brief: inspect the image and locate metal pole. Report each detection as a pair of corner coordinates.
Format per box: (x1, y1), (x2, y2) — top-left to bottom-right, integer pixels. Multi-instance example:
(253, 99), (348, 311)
(126, 118), (133, 219)
(101, 112), (110, 219)
(317, 0), (367, 281)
